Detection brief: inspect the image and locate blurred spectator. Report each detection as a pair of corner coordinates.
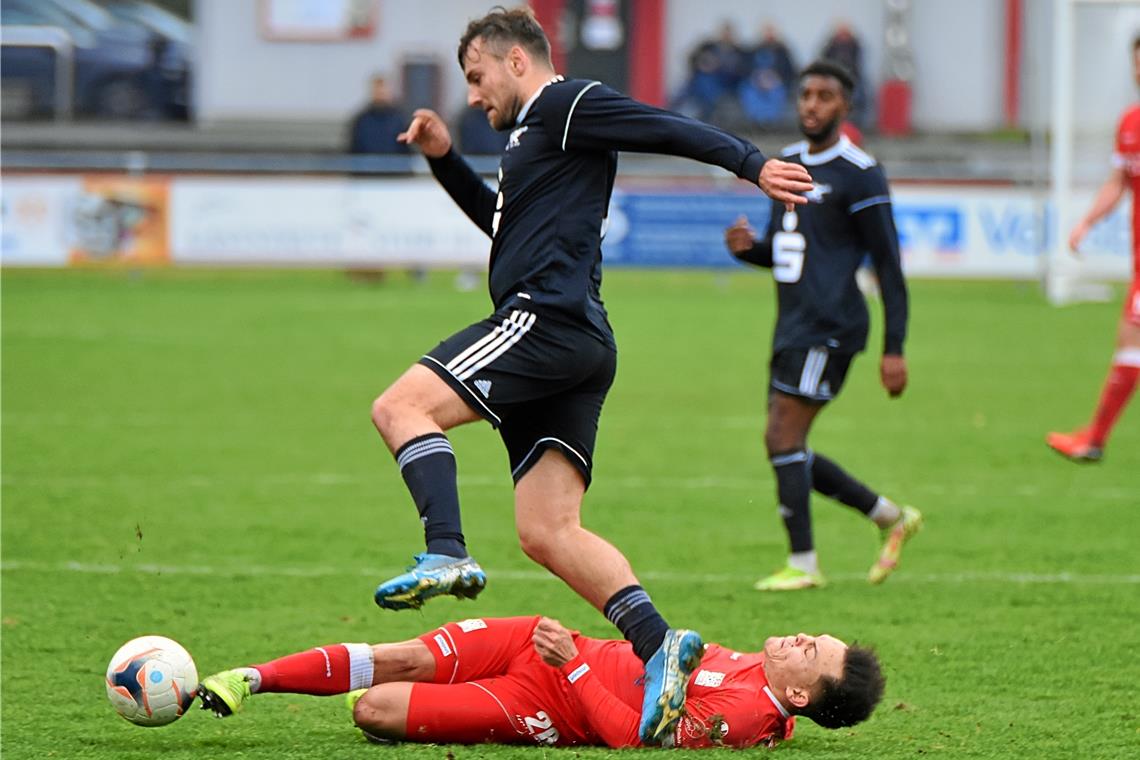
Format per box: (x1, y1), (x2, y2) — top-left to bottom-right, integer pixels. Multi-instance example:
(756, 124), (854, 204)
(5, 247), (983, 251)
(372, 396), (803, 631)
(347, 74), (410, 155)
(670, 21), (745, 123)
(457, 104), (507, 154)
(738, 22), (796, 130)
(820, 22), (862, 85)
(821, 22), (868, 126)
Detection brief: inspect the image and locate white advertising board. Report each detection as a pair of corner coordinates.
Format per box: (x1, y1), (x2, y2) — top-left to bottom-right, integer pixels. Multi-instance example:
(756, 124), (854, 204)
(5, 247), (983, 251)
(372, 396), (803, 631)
(0, 177), (82, 266)
(0, 174), (1131, 280)
(892, 187), (1129, 280)
(168, 177), (490, 266)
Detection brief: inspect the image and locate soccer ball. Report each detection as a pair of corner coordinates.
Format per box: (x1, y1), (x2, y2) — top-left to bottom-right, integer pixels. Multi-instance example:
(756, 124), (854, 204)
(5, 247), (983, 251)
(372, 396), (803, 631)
(105, 635), (198, 727)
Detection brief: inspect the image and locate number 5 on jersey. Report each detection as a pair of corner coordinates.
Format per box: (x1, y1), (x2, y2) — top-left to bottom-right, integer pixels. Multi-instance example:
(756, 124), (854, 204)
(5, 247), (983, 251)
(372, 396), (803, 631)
(772, 210), (805, 283)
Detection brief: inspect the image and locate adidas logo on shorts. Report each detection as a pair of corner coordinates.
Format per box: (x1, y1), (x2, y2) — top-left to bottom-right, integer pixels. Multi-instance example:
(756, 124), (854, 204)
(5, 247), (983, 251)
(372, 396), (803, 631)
(473, 379), (493, 398)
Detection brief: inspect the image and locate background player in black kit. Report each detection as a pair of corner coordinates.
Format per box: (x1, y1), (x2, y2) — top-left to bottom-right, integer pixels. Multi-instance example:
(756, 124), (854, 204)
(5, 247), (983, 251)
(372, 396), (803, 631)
(725, 60), (923, 592)
(367, 7), (814, 745)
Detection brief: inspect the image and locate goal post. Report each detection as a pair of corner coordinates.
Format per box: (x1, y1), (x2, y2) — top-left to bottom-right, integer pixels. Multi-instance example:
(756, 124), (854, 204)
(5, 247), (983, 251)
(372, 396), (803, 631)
(1045, 0), (1138, 305)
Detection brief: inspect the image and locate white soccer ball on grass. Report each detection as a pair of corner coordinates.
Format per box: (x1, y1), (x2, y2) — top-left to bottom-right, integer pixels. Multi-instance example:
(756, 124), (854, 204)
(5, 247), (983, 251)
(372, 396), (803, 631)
(105, 635), (198, 727)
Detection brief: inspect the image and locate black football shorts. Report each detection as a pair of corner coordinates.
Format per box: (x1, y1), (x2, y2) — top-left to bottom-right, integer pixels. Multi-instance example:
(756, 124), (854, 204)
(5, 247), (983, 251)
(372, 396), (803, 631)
(420, 301), (616, 487)
(769, 347), (855, 404)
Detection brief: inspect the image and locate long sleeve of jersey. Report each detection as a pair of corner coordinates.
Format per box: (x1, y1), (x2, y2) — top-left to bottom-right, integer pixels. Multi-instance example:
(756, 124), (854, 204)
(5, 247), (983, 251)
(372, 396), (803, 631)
(557, 655), (642, 748)
(851, 169), (908, 355)
(426, 148), (497, 237)
(545, 82), (769, 183)
(735, 236), (774, 268)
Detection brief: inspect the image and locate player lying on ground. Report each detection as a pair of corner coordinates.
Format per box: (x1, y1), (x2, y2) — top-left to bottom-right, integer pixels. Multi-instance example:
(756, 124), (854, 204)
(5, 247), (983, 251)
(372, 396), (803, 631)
(724, 60), (922, 592)
(368, 6), (812, 744)
(197, 615), (884, 749)
(1047, 36), (1140, 463)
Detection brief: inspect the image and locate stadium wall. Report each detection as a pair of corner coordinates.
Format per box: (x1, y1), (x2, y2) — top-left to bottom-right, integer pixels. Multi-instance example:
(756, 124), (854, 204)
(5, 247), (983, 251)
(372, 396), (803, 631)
(664, 0), (1003, 131)
(192, 0), (1137, 134)
(1, 174), (1129, 279)
(1021, 0), (1140, 140)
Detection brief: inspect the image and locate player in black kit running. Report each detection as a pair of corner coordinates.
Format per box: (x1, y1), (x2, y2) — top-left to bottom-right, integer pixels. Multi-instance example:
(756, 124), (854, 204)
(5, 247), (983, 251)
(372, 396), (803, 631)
(725, 60), (923, 592)
(368, 7), (814, 745)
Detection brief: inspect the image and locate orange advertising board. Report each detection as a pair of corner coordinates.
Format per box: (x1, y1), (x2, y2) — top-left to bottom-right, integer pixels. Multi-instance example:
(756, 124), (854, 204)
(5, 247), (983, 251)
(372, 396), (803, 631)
(68, 177), (170, 266)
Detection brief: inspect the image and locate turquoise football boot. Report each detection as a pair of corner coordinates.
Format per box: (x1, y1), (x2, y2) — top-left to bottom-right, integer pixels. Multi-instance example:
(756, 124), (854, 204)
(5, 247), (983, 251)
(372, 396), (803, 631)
(639, 629), (704, 745)
(374, 553), (486, 610)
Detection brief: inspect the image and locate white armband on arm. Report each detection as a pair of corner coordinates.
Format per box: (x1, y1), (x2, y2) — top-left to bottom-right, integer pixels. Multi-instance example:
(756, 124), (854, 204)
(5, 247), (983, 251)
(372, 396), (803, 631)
(566, 662), (590, 684)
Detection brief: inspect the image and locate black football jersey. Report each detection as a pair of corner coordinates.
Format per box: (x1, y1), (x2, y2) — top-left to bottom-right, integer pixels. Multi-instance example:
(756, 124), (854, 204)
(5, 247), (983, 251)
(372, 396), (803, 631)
(429, 77), (769, 347)
(740, 136), (908, 355)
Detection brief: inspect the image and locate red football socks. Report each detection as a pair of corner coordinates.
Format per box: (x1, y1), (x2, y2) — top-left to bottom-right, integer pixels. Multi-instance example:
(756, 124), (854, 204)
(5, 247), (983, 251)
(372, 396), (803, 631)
(254, 645), (353, 695)
(1088, 362), (1139, 447)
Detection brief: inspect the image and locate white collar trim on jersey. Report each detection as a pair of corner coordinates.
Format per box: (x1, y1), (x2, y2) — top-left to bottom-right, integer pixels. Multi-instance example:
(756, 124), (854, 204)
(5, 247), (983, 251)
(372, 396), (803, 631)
(762, 685), (792, 719)
(516, 75), (565, 125)
(799, 135), (852, 166)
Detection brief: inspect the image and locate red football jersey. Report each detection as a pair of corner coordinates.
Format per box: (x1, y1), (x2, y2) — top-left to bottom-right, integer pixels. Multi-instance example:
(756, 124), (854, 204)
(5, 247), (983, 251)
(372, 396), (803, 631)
(411, 618), (794, 749)
(558, 639), (795, 748)
(1113, 104), (1140, 273)
(672, 644), (796, 749)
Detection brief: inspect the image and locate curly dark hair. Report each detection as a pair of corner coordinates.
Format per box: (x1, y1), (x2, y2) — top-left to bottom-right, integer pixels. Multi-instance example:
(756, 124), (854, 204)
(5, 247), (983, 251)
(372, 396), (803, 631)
(457, 6), (552, 70)
(800, 58), (857, 100)
(798, 644), (885, 729)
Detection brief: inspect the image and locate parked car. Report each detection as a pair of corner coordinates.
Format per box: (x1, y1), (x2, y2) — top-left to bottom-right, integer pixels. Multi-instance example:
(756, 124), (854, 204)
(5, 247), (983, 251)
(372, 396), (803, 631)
(93, 0), (194, 119)
(0, 0), (189, 120)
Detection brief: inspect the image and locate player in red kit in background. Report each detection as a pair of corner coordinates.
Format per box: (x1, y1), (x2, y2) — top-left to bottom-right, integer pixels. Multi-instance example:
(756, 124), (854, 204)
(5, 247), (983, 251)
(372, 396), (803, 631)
(1048, 37), (1140, 462)
(195, 615), (884, 749)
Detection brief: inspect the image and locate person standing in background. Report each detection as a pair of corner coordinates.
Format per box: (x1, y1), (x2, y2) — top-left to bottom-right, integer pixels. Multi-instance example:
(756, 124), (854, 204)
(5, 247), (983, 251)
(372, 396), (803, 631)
(1047, 37), (1140, 462)
(348, 74), (411, 156)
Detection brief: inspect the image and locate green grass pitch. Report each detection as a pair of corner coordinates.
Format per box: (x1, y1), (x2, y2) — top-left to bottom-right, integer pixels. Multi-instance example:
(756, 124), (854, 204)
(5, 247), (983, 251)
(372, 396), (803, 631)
(2, 268), (1137, 759)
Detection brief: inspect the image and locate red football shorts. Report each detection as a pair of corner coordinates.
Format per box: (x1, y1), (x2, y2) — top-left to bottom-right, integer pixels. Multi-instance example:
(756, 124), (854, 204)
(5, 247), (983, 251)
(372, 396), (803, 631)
(1125, 278), (1140, 327)
(404, 616), (574, 745)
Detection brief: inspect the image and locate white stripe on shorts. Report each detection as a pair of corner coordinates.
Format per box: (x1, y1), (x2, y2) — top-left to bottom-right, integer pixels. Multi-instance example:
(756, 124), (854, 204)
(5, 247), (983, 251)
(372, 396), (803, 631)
(452, 311), (536, 381)
(511, 436), (590, 480)
(446, 310), (523, 374)
(799, 348), (827, 395)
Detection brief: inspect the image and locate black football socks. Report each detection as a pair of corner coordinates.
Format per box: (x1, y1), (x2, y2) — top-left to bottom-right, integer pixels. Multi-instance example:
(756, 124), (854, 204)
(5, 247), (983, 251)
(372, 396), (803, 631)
(604, 585), (670, 663)
(395, 433), (467, 558)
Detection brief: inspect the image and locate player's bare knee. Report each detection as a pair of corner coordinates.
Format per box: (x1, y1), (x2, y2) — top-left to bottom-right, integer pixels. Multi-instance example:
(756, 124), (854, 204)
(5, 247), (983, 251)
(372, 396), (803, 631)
(352, 687), (402, 737)
(371, 393), (417, 449)
(765, 423), (795, 455)
(517, 524), (558, 567)
(1118, 318), (1140, 347)
(370, 393), (396, 433)
(764, 427), (780, 455)
(517, 529), (549, 566)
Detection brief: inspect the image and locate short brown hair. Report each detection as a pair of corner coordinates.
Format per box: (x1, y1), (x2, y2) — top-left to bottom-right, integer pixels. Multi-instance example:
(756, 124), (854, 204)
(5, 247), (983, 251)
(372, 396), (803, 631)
(799, 645), (885, 729)
(457, 6), (552, 70)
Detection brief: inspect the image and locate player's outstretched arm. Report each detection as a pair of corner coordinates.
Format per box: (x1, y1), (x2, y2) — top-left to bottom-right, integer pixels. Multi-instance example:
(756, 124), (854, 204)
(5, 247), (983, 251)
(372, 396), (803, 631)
(401, 109), (497, 237)
(549, 83), (812, 205)
(532, 618), (642, 748)
(724, 215), (774, 267)
(1069, 167), (1126, 252)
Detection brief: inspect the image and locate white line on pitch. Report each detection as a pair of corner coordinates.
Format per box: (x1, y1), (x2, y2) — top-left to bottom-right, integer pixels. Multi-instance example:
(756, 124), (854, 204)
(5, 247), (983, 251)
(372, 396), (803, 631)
(1, 473), (1135, 502)
(1, 560), (1137, 585)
